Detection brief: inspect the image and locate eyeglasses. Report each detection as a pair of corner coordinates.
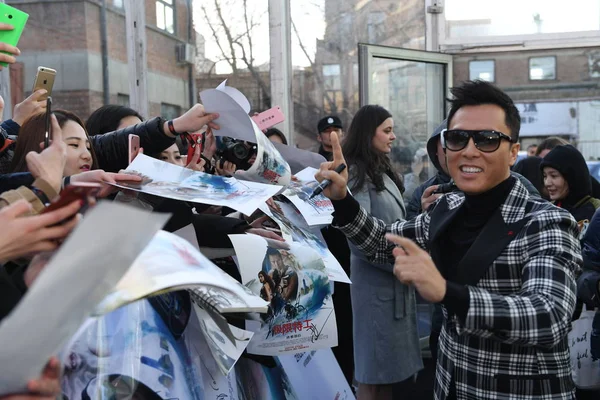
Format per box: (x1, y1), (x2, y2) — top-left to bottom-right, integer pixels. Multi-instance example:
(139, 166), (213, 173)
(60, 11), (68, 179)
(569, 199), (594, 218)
(442, 129), (513, 153)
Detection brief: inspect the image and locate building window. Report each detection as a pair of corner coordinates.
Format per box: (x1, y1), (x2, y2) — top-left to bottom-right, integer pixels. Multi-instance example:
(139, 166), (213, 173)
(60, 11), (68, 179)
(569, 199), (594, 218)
(113, 0), (123, 8)
(117, 93), (130, 107)
(469, 60), (495, 82)
(322, 64), (342, 112)
(156, 0), (175, 34)
(323, 64), (341, 89)
(367, 11), (386, 43)
(161, 103), (181, 121)
(529, 56), (556, 80)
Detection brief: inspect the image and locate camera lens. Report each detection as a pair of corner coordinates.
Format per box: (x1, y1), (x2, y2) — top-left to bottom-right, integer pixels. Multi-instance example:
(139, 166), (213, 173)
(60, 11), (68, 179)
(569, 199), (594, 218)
(8, 15), (12, 19)
(232, 143), (249, 159)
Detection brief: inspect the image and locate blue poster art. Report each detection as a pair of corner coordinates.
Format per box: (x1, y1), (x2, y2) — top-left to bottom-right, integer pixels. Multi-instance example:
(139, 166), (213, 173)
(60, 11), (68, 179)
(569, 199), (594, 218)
(61, 292), (205, 400)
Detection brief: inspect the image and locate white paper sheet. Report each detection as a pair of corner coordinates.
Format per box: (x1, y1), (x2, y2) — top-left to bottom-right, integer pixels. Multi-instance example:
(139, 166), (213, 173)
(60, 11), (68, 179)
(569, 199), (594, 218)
(272, 142), (328, 174)
(194, 303), (253, 375)
(0, 202), (168, 395)
(279, 349), (355, 400)
(229, 234), (337, 356)
(282, 167), (335, 226)
(95, 230), (268, 315)
(202, 82), (292, 186)
(200, 88), (256, 142)
(114, 153), (281, 215)
(235, 119), (292, 186)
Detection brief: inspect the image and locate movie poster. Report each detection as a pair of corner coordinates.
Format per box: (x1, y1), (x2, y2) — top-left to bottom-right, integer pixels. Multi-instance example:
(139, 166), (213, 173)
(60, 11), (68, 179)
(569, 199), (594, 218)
(61, 294), (205, 399)
(95, 231), (267, 316)
(229, 234), (337, 356)
(260, 200), (350, 284)
(115, 154), (281, 215)
(279, 349), (355, 400)
(234, 357), (299, 400)
(237, 120), (291, 186)
(281, 167), (334, 226)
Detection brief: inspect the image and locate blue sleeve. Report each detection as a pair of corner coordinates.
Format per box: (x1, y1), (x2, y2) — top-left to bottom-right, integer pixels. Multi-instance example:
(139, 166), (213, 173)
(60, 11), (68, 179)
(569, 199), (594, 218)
(0, 172), (35, 194)
(1, 120), (20, 137)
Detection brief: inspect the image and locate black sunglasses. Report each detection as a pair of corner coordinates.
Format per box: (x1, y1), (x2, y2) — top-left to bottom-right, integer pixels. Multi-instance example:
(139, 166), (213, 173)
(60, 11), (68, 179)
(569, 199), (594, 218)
(442, 129), (513, 153)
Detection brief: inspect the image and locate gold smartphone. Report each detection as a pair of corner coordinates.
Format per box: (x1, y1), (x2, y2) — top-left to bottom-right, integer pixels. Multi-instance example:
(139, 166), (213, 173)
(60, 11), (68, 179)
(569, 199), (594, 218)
(32, 66), (56, 100)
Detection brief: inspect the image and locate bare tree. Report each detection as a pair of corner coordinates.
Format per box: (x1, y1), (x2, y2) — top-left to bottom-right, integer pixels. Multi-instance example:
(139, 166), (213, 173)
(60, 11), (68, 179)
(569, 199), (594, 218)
(199, 0), (270, 105)
(291, 19), (338, 113)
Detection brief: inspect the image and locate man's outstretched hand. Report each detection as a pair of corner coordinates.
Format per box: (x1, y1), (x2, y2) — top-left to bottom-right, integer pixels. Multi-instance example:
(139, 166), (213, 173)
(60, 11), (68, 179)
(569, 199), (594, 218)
(314, 131), (348, 200)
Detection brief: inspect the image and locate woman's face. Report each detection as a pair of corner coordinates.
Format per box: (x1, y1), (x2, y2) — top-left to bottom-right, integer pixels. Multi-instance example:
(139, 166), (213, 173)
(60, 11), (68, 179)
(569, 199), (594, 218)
(117, 115), (142, 130)
(159, 144), (184, 167)
(63, 120), (93, 177)
(259, 274), (264, 283)
(543, 167), (569, 201)
(371, 117), (396, 154)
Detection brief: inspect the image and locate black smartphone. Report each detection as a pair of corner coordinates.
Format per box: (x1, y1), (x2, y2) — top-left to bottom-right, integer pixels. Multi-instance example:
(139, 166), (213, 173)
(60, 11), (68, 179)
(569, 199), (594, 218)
(44, 96), (52, 149)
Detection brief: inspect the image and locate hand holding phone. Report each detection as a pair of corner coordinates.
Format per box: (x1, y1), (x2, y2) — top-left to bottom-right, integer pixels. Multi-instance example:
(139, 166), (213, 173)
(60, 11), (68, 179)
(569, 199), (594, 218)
(185, 131), (205, 165)
(44, 97), (52, 149)
(0, 4), (28, 67)
(42, 182), (102, 215)
(128, 134), (140, 164)
(32, 67), (56, 101)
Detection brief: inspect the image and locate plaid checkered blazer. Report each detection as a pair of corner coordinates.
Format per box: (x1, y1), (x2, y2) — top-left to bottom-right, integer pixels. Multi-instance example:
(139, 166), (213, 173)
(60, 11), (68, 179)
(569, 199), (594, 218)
(336, 178), (582, 399)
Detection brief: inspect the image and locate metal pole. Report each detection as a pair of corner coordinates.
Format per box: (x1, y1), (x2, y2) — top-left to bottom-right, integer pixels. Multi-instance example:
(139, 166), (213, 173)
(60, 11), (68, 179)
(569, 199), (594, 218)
(187, 0), (195, 107)
(125, 0), (148, 117)
(0, 0), (12, 121)
(100, 0), (110, 105)
(268, 0), (294, 145)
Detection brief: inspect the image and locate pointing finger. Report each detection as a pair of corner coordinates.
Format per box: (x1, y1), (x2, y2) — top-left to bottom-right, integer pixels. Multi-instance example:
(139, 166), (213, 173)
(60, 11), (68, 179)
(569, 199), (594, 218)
(330, 131), (346, 166)
(385, 234), (422, 255)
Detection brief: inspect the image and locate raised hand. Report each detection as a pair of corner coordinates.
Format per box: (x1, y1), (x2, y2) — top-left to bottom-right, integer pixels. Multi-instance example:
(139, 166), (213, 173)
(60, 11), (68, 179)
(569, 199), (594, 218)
(26, 115), (67, 194)
(0, 23), (21, 70)
(421, 185), (442, 212)
(12, 90), (48, 126)
(314, 131), (348, 200)
(185, 148), (206, 172)
(0, 200), (81, 263)
(70, 170), (143, 198)
(166, 104), (220, 136)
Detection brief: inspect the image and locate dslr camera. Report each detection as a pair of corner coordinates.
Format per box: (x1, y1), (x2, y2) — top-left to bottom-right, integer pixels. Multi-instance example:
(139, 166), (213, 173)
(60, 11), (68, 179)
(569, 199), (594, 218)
(217, 136), (257, 171)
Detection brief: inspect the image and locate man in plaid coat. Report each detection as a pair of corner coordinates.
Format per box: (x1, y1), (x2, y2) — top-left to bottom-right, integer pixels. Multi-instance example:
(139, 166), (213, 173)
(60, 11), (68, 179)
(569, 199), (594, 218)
(316, 80), (582, 399)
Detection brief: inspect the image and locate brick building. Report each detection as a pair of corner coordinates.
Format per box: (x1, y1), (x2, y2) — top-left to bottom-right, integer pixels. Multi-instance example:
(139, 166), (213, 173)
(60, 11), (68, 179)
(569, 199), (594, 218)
(7, 0), (195, 120)
(452, 47), (600, 159)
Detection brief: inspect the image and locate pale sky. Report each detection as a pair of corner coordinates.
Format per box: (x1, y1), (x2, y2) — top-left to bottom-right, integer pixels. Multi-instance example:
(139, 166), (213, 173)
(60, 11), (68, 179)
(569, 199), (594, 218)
(193, 0), (600, 74)
(446, 0), (600, 35)
(193, 0), (326, 74)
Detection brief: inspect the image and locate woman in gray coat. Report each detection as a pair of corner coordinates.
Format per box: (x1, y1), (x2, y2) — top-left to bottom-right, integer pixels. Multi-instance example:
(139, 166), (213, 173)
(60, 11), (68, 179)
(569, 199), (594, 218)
(342, 105), (423, 399)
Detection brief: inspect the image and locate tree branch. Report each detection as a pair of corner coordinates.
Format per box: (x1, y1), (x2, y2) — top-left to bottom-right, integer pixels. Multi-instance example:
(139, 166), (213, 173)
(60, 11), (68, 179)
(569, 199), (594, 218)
(291, 20), (336, 111)
(213, 0), (238, 73)
(202, 5), (236, 72)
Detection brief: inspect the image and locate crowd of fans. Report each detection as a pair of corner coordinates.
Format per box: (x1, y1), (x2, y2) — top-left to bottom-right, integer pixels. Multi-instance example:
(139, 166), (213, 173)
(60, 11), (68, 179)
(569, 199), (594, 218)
(1, 21), (600, 400)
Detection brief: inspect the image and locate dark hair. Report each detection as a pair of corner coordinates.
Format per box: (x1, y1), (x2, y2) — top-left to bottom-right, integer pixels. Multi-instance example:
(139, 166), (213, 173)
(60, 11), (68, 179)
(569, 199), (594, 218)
(85, 105), (143, 136)
(535, 136), (569, 156)
(11, 109), (99, 173)
(447, 80), (521, 142)
(258, 270), (275, 288)
(265, 128), (288, 145)
(342, 105), (404, 194)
